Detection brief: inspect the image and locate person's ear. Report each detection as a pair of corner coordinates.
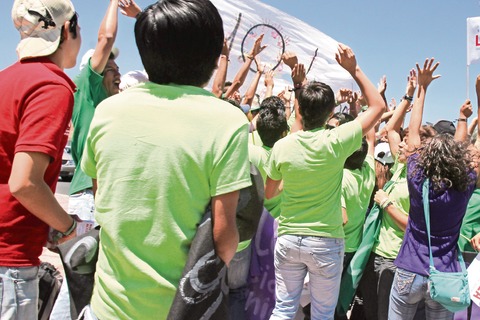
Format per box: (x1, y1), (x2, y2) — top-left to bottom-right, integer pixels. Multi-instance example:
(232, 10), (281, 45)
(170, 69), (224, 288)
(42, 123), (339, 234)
(61, 21), (71, 41)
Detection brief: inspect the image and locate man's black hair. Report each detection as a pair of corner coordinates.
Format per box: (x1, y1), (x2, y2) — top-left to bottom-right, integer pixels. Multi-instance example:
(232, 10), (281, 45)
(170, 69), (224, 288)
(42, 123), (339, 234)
(256, 107), (288, 148)
(135, 0), (224, 86)
(298, 81), (335, 130)
(344, 138), (368, 170)
(260, 96), (286, 112)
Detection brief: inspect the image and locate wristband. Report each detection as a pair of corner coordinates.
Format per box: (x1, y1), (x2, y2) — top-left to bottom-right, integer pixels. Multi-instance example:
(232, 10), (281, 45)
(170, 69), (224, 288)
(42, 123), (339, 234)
(403, 94), (413, 102)
(62, 219), (77, 237)
(379, 197), (390, 208)
(381, 200), (394, 210)
(293, 83), (303, 91)
(457, 118), (467, 122)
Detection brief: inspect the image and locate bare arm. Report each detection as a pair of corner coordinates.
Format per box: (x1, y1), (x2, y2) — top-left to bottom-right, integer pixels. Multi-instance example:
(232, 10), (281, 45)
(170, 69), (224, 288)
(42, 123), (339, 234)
(241, 57), (264, 105)
(374, 189), (408, 231)
(225, 34), (266, 99)
(454, 99), (473, 142)
(211, 190), (240, 266)
(265, 177), (282, 199)
(9, 152), (76, 236)
(211, 39), (230, 98)
(386, 69), (417, 157)
(335, 43), (385, 135)
(290, 63), (306, 133)
(408, 58), (441, 150)
(264, 70), (275, 98)
(90, 0), (120, 74)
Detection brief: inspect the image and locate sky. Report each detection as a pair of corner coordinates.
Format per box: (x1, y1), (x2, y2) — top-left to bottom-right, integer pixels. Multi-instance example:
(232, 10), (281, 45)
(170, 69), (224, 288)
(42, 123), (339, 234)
(2, 0), (480, 124)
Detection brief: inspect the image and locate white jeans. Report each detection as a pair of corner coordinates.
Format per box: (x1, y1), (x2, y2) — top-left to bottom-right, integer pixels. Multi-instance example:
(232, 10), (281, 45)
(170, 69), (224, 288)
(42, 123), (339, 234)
(270, 235), (344, 320)
(0, 266), (39, 320)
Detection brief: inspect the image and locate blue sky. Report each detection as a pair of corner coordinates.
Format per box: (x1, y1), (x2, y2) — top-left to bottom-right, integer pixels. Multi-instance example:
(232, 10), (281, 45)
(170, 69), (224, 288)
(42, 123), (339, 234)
(1, 0), (480, 124)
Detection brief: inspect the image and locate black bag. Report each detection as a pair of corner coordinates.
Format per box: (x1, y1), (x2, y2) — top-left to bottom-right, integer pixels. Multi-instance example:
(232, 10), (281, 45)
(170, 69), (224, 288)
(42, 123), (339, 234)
(38, 261), (63, 320)
(57, 225), (100, 319)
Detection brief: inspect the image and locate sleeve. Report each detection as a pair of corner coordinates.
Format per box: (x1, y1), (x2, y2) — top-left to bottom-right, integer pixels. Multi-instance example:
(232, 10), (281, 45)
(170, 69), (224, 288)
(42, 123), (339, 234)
(264, 146), (283, 181)
(332, 120), (363, 159)
(210, 123), (252, 196)
(16, 83), (73, 159)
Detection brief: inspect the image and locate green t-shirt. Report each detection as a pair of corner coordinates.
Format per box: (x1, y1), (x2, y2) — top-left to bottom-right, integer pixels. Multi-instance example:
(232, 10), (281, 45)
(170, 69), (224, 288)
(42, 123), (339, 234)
(69, 60), (108, 195)
(81, 83), (252, 319)
(342, 155), (376, 252)
(373, 159), (409, 259)
(248, 144), (281, 218)
(265, 120), (362, 238)
(459, 188), (480, 252)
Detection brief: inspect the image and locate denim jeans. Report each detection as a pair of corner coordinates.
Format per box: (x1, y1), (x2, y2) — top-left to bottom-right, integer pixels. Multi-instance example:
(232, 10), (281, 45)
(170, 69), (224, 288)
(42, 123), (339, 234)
(0, 266), (39, 320)
(388, 268), (453, 320)
(270, 234), (344, 320)
(51, 190), (96, 320)
(228, 245), (252, 320)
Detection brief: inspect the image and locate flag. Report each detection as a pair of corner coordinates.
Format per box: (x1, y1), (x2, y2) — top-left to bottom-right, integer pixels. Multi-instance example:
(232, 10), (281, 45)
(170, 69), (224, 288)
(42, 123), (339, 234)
(467, 17), (480, 66)
(209, 0), (354, 98)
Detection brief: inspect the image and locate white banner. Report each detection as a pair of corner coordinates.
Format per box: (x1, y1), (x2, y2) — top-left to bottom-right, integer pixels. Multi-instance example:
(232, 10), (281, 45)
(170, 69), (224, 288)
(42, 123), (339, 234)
(209, 0), (354, 99)
(467, 17), (480, 66)
(467, 252), (480, 307)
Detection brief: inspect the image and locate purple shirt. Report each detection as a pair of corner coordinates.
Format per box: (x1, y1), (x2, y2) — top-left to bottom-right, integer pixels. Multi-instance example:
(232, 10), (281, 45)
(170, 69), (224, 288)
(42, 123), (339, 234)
(395, 154), (476, 276)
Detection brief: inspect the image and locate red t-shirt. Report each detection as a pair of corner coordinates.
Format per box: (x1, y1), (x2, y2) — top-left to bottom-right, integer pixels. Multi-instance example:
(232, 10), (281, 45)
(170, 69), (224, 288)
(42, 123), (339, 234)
(0, 57), (76, 266)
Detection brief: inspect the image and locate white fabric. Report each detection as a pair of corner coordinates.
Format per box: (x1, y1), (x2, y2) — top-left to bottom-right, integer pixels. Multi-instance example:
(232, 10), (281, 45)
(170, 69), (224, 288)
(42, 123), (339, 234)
(209, 0), (354, 98)
(467, 17), (480, 66)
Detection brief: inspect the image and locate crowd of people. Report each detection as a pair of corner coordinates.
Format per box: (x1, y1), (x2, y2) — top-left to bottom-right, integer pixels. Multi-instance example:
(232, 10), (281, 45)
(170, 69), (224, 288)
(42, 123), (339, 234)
(1, 0), (480, 320)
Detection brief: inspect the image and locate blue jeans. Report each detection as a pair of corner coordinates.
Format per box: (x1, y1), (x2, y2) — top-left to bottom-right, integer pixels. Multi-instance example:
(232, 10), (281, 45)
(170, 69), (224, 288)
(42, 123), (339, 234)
(228, 245), (252, 320)
(388, 268), (453, 320)
(270, 235), (344, 320)
(0, 266), (39, 320)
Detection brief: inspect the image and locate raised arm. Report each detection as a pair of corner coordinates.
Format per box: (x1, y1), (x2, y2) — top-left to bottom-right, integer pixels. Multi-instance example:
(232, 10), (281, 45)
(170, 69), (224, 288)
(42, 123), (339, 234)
(225, 34), (266, 99)
(385, 69), (417, 157)
(212, 39), (230, 98)
(264, 70), (275, 98)
(336, 43), (385, 135)
(90, 0), (121, 74)
(290, 63), (307, 133)
(454, 99), (473, 142)
(408, 58), (440, 150)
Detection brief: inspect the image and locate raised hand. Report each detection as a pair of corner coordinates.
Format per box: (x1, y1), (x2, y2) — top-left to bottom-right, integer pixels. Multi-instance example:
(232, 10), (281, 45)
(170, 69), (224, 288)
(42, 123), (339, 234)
(221, 38), (230, 57)
(416, 58), (441, 89)
(335, 43), (357, 75)
(249, 34), (267, 58)
(460, 99), (473, 119)
(377, 75), (387, 96)
(291, 63), (306, 86)
(335, 88), (353, 105)
(264, 70), (275, 88)
(282, 51), (299, 70)
(119, 0), (142, 18)
(406, 68), (417, 96)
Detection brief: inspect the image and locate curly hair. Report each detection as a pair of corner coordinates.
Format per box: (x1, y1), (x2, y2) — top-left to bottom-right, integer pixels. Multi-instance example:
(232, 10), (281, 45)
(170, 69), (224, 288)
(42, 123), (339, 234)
(415, 133), (475, 192)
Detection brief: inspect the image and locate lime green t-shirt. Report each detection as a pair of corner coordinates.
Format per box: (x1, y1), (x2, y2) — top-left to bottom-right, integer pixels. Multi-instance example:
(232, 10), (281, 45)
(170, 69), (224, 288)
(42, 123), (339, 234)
(69, 60), (108, 195)
(342, 154), (376, 252)
(248, 144), (281, 217)
(373, 159), (409, 259)
(81, 83), (252, 320)
(459, 189), (480, 252)
(265, 120), (362, 238)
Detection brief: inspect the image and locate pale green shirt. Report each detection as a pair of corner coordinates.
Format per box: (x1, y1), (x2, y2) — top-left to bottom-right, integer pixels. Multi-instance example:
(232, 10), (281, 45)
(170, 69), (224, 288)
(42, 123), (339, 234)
(265, 120), (362, 238)
(342, 155), (376, 252)
(373, 159), (409, 259)
(82, 83), (251, 319)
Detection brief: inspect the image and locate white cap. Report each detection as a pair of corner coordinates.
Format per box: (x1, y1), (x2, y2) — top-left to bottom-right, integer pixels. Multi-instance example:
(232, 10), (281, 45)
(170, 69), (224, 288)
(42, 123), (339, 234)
(119, 70), (149, 91)
(12, 0), (75, 60)
(374, 142), (394, 165)
(79, 47), (120, 71)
